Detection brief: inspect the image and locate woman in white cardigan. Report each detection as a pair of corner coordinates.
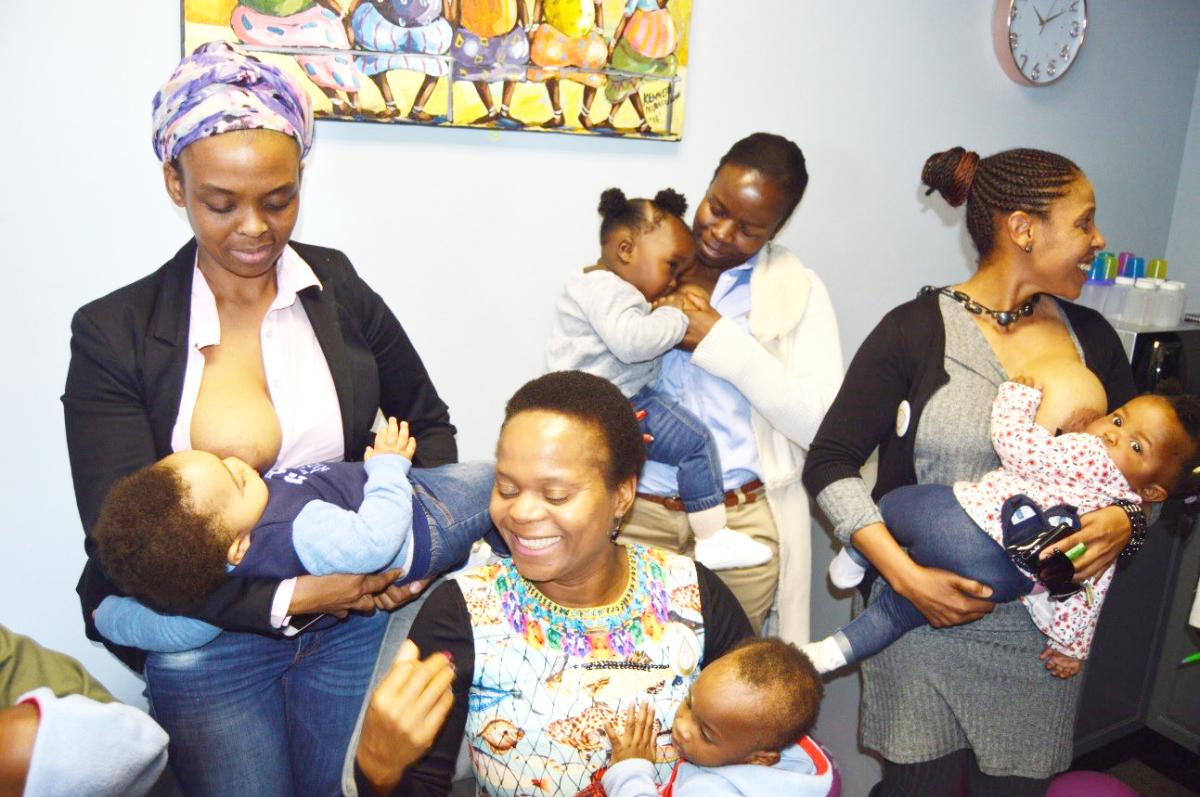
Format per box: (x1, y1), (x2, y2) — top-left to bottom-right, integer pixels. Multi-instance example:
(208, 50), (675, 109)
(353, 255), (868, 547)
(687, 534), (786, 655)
(620, 133), (843, 642)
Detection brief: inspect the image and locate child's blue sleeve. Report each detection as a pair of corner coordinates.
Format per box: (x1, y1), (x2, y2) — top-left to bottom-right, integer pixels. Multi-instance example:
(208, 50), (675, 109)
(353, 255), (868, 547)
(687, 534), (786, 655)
(291, 454), (415, 575)
(601, 759), (659, 797)
(93, 596), (221, 653)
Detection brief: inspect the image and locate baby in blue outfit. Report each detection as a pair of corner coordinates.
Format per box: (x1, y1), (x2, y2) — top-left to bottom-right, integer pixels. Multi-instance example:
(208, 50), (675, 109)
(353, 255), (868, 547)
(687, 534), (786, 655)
(600, 637), (835, 797)
(92, 419), (496, 652)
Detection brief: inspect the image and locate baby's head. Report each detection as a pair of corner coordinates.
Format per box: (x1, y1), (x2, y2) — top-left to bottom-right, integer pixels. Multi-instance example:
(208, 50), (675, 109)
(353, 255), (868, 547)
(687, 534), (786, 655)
(670, 637), (823, 768)
(1084, 393), (1200, 503)
(597, 187), (695, 302)
(94, 451), (268, 612)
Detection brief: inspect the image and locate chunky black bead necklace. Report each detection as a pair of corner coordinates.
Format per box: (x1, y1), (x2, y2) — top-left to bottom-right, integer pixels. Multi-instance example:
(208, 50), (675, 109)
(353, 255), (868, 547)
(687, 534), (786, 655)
(922, 285), (1041, 328)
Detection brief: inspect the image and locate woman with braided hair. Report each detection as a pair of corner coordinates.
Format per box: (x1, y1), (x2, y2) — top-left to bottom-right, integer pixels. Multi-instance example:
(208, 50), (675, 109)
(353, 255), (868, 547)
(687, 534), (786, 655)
(803, 147), (1137, 796)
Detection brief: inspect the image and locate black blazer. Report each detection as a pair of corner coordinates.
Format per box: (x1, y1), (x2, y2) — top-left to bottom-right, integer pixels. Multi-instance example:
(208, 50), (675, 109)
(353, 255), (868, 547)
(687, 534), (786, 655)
(63, 240), (457, 670)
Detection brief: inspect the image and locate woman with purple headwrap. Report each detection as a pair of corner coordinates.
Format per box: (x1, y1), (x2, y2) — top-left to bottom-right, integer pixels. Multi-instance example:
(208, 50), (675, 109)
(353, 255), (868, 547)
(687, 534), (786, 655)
(62, 41), (457, 795)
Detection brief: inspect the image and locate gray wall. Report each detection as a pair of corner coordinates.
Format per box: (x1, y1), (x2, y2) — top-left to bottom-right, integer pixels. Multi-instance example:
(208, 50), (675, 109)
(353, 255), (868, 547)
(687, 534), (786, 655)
(1167, 63), (1200, 301)
(2, 3), (1198, 795)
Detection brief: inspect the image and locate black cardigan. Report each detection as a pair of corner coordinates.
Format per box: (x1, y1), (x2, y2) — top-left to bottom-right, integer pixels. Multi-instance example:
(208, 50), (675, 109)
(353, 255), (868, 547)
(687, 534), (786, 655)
(803, 291), (1136, 504)
(62, 240), (457, 670)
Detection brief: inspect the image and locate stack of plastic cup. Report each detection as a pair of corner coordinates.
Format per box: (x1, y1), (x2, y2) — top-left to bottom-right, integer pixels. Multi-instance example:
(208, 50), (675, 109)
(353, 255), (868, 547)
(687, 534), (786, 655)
(1102, 252), (1119, 279)
(1126, 257), (1147, 280)
(1148, 258), (1168, 279)
(1077, 253), (1114, 310)
(1118, 252), (1135, 275)
(1103, 276), (1136, 322)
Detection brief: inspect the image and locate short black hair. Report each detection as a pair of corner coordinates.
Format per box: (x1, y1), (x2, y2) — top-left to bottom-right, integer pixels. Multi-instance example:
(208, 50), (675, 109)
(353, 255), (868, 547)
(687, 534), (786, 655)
(94, 463), (235, 613)
(1157, 393), (1200, 496)
(502, 371), (645, 488)
(727, 636), (824, 751)
(715, 133), (809, 230)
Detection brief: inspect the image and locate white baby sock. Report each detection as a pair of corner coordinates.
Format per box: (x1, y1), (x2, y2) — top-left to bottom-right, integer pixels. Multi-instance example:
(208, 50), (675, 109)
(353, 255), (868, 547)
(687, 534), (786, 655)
(801, 637), (848, 675)
(828, 547), (868, 589)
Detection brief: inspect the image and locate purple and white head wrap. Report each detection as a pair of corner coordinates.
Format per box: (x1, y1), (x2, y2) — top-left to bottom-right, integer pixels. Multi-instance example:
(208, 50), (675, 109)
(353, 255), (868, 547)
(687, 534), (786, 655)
(152, 41), (314, 164)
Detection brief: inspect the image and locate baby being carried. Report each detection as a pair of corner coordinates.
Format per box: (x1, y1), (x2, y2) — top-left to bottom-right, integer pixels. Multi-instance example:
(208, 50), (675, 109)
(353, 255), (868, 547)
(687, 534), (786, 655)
(807, 359), (1200, 678)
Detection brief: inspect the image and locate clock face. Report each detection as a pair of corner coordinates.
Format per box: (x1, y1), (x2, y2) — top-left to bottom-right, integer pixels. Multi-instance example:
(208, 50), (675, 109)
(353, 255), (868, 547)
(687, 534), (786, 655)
(1002, 0), (1088, 85)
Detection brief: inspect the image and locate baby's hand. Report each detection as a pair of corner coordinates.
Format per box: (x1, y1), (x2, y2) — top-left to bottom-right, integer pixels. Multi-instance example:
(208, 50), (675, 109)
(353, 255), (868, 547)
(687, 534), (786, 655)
(652, 292), (688, 311)
(365, 418), (417, 462)
(1039, 646), (1082, 678)
(606, 702), (656, 765)
(1011, 375), (1044, 392)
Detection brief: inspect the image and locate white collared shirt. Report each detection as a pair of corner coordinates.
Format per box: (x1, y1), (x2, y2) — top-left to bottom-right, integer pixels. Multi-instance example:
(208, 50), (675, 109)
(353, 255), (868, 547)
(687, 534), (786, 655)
(171, 245), (344, 627)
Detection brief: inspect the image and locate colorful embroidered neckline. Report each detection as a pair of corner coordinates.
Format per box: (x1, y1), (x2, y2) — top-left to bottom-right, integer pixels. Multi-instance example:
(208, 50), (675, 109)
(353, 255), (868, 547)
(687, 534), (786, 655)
(493, 545), (671, 659)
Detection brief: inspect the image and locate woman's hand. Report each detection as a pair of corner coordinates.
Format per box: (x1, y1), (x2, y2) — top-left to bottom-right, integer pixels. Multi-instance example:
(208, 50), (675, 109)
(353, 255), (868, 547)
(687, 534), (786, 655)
(678, 294), (721, 352)
(356, 640), (455, 795)
(1039, 647), (1083, 678)
(1038, 505), (1131, 582)
(851, 522), (994, 628)
(893, 563), (995, 628)
(373, 579), (430, 612)
(606, 702), (656, 765)
(288, 570), (404, 617)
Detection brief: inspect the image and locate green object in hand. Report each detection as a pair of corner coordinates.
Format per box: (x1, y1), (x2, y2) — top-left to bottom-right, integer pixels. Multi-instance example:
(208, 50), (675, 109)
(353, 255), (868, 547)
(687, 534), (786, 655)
(1182, 652), (1200, 666)
(1065, 543), (1087, 562)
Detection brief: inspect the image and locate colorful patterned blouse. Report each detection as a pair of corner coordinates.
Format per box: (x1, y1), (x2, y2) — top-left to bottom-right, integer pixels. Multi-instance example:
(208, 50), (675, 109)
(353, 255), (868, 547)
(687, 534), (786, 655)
(453, 545), (706, 796)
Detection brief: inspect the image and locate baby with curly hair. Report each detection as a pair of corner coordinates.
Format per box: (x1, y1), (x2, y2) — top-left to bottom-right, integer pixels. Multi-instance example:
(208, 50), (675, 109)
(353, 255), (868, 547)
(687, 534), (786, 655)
(597, 637), (834, 796)
(91, 419), (497, 652)
(545, 187), (773, 572)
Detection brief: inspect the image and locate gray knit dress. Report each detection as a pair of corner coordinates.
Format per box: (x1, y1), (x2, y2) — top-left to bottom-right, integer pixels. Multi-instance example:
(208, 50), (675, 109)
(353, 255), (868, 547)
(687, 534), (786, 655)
(818, 295), (1084, 779)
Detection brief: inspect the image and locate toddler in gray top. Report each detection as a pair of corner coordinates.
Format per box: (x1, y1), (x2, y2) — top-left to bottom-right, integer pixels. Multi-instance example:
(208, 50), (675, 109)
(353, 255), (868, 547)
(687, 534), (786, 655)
(544, 188), (772, 571)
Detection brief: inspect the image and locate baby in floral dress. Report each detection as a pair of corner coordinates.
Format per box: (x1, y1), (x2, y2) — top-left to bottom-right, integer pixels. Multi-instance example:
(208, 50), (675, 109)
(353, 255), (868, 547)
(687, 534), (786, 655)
(806, 375), (1200, 678)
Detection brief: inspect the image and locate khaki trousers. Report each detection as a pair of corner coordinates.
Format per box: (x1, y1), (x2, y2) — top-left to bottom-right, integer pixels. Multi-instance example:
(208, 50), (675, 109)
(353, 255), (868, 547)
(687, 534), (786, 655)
(619, 496), (779, 631)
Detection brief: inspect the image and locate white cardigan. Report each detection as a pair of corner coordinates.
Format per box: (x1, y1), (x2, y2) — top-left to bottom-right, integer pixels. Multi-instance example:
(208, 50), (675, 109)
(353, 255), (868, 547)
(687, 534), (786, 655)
(690, 243), (843, 644)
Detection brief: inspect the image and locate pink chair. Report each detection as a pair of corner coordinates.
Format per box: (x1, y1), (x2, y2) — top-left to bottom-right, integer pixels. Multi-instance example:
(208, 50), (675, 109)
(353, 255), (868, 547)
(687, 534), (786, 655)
(1045, 771), (1139, 796)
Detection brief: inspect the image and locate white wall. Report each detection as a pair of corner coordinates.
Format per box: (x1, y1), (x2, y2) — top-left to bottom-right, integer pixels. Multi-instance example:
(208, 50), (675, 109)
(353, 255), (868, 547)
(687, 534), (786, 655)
(2, 3), (1198, 795)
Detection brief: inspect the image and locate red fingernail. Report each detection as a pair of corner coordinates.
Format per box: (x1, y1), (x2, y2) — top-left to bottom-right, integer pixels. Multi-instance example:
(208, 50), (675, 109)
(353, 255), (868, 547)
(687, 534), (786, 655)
(440, 650), (454, 664)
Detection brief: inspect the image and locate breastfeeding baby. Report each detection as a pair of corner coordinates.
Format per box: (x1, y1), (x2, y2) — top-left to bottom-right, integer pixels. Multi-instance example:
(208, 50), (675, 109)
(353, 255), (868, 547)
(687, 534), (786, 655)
(806, 358), (1200, 678)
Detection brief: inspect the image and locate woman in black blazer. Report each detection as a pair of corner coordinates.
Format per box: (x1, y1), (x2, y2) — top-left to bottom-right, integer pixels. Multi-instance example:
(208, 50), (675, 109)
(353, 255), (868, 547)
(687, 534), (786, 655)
(62, 42), (455, 795)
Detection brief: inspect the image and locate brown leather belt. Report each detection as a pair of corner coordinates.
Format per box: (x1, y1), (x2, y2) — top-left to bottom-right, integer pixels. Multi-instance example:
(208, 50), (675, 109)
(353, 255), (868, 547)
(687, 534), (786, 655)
(637, 479), (765, 513)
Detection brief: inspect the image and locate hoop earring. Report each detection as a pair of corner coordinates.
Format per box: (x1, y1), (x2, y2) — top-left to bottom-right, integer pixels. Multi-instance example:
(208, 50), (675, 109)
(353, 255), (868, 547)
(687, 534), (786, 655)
(610, 518), (622, 543)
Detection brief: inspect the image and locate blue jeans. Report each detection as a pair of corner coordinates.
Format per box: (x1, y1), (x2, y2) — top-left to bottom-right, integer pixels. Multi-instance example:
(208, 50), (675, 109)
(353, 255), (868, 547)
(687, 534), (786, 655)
(406, 460), (503, 581)
(632, 385), (725, 513)
(837, 485), (1038, 664)
(144, 611), (388, 797)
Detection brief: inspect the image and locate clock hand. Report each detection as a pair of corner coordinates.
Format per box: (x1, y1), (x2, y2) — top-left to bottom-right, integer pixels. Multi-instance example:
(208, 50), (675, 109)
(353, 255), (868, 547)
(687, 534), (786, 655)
(1034, 4), (1046, 27)
(1042, 9), (1068, 24)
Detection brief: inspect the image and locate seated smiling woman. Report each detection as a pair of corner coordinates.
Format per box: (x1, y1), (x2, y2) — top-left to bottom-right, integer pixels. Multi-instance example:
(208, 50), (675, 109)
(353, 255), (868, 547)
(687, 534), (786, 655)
(393, 371), (754, 796)
(62, 42), (456, 795)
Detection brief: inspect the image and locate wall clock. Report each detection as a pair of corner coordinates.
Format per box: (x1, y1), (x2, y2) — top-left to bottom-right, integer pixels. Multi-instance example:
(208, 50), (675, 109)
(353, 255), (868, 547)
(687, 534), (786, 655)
(993, 0), (1088, 85)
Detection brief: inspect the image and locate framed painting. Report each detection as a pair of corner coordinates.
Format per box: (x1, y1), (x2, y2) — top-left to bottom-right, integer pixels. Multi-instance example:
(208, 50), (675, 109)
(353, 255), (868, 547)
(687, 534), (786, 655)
(182, 0), (691, 139)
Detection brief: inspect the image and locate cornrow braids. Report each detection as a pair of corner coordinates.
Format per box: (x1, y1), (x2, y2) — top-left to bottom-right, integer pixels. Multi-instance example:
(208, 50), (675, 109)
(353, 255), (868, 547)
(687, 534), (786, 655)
(922, 147), (1081, 258)
(598, 187), (689, 245)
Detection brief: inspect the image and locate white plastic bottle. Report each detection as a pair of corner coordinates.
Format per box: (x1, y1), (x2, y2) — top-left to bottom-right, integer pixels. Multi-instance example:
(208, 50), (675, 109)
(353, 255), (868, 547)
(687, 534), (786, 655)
(1103, 276), (1136, 323)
